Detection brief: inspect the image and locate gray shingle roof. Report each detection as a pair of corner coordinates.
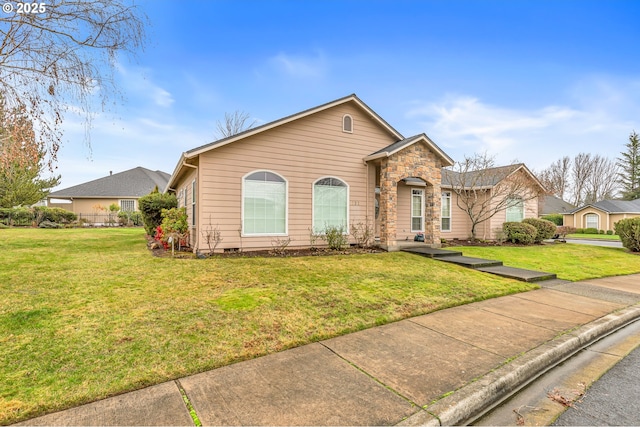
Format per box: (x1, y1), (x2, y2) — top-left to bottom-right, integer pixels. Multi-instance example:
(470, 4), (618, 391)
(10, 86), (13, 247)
(441, 164), (523, 188)
(571, 198), (640, 214)
(540, 195), (574, 215)
(48, 167), (171, 199)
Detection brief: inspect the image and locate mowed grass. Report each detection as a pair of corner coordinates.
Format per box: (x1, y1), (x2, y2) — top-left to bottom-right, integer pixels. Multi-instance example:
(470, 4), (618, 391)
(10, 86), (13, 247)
(457, 243), (640, 281)
(0, 228), (535, 424)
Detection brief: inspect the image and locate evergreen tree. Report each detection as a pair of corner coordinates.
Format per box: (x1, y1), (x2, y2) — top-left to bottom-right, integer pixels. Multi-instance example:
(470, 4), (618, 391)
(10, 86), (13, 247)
(617, 131), (640, 200)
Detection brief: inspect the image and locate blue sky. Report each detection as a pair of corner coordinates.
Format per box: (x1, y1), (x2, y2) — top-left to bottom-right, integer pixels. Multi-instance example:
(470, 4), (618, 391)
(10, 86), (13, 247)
(53, 0), (640, 190)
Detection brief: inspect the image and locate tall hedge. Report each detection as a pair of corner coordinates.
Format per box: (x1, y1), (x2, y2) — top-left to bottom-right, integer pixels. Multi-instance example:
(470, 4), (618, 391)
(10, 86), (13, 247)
(614, 218), (640, 252)
(138, 190), (178, 236)
(522, 218), (557, 243)
(541, 214), (563, 226)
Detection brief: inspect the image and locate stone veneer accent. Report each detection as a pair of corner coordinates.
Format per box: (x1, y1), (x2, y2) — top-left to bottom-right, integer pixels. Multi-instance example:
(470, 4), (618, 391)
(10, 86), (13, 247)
(379, 142), (444, 250)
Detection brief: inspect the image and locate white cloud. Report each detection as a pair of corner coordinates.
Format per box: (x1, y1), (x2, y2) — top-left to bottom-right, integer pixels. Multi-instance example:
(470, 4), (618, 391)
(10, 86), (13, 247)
(267, 51), (328, 79)
(116, 63), (175, 108)
(407, 77), (640, 170)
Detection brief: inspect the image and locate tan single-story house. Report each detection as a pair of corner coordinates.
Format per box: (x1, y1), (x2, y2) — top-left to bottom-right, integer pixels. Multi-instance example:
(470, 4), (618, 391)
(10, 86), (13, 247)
(441, 164), (545, 240)
(563, 198), (640, 232)
(48, 167), (170, 223)
(165, 94), (544, 252)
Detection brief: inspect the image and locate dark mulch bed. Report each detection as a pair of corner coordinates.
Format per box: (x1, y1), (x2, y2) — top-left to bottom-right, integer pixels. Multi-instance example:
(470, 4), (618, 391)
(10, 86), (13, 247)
(147, 236), (384, 259)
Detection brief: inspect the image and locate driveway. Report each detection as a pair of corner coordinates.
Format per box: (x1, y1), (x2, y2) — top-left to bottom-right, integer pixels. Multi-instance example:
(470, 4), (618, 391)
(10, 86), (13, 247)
(564, 238), (623, 248)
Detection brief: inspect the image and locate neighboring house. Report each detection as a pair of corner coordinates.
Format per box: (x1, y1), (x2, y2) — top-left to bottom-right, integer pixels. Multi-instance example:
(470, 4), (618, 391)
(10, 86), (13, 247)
(48, 167), (170, 222)
(440, 164), (546, 240)
(539, 195), (574, 217)
(165, 94), (543, 253)
(563, 198), (640, 232)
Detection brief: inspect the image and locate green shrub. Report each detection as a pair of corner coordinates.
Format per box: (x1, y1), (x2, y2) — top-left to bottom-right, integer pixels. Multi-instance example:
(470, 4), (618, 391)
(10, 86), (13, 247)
(38, 220), (62, 229)
(161, 208), (189, 235)
(606, 230), (614, 235)
(614, 218), (640, 252)
(34, 206), (77, 224)
(503, 222), (537, 245)
(138, 189), (178, 236)
(584, 228), (599, 234)
(522, 218), (557, 243)
(0, 207), (34, 226)
(541, 214), (563, 226)
(322, 225), (349, 250)
(575, 228), (585, 234)
(118, 211), (144, 226)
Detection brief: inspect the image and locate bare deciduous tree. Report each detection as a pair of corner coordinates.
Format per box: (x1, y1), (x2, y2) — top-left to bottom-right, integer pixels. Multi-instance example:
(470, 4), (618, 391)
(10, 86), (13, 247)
(538, 153), (620, 206)
(538, 156), (571, 200)
(0, 0), (147, 166)
(445, 153), (543, 240)
(586, 155), (619, 203)
(215, 110), (257, 139)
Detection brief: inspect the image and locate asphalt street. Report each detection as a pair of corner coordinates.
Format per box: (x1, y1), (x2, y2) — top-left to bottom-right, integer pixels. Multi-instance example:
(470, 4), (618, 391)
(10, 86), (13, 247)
(553, 344), (640, 426)
(474, 318), (640, 426)
(564, 238), (624, 248)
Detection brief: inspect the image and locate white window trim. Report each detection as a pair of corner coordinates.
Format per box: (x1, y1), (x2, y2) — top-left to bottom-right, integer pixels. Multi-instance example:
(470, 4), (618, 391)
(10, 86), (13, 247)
(342, 114), (353, 133)
(441, 191), (451, 232)
(312, 176), (350, 234)
(241, 170), (289, 237)
(411, 188), (424, 232)
(584, 213), (599, 230)
(119, 199), (136, 212)
(506, 196), (524, 222)
(191, 180), (196, 228)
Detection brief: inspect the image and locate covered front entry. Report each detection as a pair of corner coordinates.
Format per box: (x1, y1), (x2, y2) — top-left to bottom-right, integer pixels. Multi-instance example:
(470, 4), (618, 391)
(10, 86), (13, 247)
(365, 135), (452, 251)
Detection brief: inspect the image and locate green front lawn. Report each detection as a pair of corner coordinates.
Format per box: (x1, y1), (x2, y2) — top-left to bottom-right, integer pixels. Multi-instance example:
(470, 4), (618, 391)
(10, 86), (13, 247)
(0, 228), (535, 424)
(456, 243), (640, 281)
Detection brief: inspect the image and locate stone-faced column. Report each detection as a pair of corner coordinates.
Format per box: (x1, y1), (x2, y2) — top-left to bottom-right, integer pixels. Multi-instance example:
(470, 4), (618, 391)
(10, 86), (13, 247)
(379, 158), (398, 250)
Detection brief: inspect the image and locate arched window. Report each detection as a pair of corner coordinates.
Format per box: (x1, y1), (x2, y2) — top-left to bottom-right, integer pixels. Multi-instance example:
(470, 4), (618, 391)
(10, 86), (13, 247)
(313, 177), (348, 233)
(506, 197), (524, 222)
(243, 171), (287, 235)
(342, 114), (353, 133)
(585, 213), (599, 230)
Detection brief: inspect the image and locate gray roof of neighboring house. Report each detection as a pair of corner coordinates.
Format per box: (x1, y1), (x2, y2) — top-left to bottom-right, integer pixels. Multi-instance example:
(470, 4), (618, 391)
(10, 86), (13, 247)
(48, 167), (171, 199)
(441, 164), (523, 188)
(570, 198), (640, 214)
(541, 195), (574, 215)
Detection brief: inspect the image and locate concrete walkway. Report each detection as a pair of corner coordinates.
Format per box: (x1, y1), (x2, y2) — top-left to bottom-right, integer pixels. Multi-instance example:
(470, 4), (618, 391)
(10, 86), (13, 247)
(16, 274), (640, 426)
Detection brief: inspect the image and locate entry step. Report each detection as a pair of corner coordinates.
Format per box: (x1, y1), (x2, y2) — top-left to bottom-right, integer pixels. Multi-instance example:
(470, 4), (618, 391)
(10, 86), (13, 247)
(477, 265), (557, 283)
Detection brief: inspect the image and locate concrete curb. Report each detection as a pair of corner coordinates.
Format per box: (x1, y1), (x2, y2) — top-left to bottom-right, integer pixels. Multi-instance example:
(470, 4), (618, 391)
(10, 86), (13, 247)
(398, 304), (640, 426)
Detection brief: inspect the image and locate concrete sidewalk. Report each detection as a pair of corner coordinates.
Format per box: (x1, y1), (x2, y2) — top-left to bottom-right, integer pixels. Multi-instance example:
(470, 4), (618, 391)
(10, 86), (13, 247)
(16, 274), (640, 426)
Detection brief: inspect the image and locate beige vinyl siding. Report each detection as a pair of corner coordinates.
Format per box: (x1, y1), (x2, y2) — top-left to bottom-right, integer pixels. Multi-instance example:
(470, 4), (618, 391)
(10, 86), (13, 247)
(175, 167), (198, 246)
(192, 103), (394, 251)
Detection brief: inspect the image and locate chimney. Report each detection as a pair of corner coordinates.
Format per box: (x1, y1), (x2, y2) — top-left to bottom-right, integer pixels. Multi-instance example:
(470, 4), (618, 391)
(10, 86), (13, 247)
(110, 171), (112, 176)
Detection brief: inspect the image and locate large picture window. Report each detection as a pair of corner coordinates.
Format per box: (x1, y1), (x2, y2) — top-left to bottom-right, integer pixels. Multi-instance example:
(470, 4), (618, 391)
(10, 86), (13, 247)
(441, 191), (451, 232)
(585, 213), (599, 230)
(243, 171), (287, 235)
(506, 197), (524, 222)
(313, 177), (348, 233)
